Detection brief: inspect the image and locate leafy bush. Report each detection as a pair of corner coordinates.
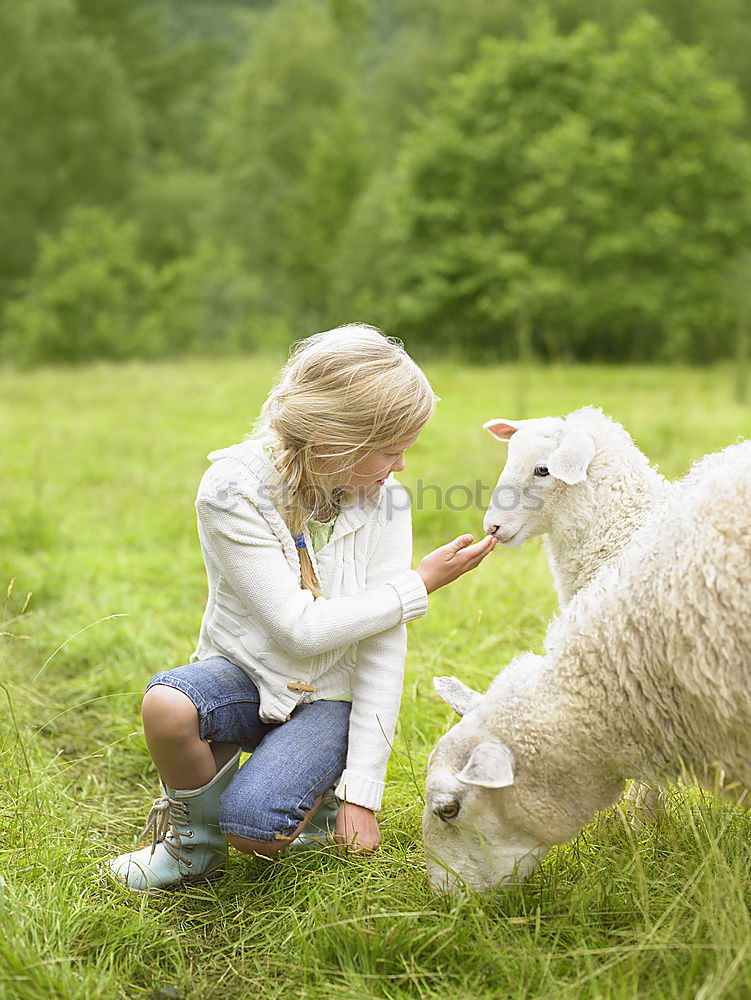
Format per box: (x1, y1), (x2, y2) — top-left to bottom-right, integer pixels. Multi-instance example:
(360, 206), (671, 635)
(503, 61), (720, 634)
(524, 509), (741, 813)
(2, 207), (155, 366)
(137, 241), (272, 356)
(1, 207), (288, 365)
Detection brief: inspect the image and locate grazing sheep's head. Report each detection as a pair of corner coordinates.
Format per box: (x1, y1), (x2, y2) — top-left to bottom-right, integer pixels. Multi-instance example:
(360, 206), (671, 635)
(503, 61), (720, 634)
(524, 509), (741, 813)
(423, 730), (549, 893)
(423, 655), (613, 894)
(423, 658), (551, 893)
(482, 416), (595, 546)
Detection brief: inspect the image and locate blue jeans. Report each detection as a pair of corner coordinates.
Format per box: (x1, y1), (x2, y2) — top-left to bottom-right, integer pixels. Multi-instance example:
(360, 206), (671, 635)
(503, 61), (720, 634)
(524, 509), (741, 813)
(147, 656), (351, 842)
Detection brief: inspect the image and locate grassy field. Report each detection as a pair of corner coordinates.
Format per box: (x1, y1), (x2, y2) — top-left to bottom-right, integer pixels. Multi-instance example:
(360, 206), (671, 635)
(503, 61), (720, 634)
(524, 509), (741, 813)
(2, 357), (751, 1000)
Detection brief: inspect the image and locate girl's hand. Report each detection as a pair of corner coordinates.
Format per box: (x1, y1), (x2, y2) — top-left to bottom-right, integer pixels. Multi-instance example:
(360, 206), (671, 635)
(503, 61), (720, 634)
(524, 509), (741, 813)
(334, 801), (381, 853)
(417, 533), (497, 595)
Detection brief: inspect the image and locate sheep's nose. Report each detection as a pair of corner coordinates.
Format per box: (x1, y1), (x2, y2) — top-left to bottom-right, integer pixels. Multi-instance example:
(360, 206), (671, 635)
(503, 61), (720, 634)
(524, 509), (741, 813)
(487, 525), (499, 537)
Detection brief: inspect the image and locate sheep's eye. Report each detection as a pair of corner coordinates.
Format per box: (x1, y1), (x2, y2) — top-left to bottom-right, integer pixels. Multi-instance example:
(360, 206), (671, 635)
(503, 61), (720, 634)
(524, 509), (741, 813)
(435, 801), (460, 822)
(534, 465), (550, 477)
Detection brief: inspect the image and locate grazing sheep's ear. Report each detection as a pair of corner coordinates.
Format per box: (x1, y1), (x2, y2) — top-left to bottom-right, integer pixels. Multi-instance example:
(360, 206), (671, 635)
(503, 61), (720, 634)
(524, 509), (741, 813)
(483, 418), (520, 442)
(547, 430), (596, 485)
(434, 676), (482, 717)
(456, 741), (515, 788)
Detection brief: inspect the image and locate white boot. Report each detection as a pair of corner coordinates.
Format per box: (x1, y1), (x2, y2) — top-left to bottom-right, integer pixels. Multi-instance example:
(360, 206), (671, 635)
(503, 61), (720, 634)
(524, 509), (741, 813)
(108, 749), (241, 892)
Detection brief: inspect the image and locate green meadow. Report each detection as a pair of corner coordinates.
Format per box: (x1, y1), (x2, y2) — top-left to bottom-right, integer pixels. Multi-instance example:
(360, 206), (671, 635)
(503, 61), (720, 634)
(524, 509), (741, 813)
(2, 358), (751, 1000)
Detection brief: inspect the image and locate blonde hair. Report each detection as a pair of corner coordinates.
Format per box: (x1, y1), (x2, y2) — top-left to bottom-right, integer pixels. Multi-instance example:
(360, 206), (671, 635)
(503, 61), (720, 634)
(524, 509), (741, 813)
(251, 323), (437, 596)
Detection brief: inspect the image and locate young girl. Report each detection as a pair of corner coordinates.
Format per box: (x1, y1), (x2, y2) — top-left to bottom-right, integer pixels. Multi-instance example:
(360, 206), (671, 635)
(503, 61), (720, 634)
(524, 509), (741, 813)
(109, 324), (496, 891)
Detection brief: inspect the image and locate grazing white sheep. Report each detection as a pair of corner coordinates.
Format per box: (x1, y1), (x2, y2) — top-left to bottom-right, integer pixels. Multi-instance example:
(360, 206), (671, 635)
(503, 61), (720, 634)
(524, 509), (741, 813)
(423, 440), (751, 893)
(482, 407), (671, 606)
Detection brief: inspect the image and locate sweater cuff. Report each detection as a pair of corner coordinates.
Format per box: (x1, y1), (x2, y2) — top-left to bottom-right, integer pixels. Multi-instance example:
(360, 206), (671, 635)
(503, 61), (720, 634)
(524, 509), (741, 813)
(388, 569), (428, 622)
(334, 769), (385, 811)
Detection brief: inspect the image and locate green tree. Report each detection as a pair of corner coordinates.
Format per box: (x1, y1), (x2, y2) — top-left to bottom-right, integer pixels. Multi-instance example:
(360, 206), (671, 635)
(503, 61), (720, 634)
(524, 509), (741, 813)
(128, 160), (220, 268)
(340, 15), (751, 360)
(71, 0), (227, 273)
(368, 0), (751, 157)
(552, 0), (751, 133)
(210, 0), (368, 328)
(0, 0), (143, 296)
(367, 0), (526, 156)
(74, 0), (226, 160)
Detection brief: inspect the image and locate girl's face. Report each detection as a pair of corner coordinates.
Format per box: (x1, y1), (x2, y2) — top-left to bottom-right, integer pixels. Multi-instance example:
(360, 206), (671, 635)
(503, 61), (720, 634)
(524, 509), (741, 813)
(329, 437), (419, 492)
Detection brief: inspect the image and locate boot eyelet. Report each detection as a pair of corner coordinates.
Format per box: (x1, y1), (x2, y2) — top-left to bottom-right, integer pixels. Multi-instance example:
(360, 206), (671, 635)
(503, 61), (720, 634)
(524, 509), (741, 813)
(185, 830), (195, 839)
(186, 860), (193, 868)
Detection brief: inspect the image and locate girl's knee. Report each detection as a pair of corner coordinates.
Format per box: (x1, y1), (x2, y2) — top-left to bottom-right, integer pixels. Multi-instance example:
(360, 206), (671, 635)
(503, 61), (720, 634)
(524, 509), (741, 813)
(223, 797), (320, 855)
(142, 684), (199, 739)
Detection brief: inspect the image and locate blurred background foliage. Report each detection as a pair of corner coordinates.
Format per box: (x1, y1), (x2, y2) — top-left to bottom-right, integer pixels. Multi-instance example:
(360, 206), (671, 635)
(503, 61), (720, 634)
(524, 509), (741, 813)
(1, 0), (751, 366)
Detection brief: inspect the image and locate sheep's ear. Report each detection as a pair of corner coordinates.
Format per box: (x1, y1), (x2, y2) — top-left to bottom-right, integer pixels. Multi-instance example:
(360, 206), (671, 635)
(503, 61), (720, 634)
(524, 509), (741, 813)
(434, 676), (482, 717)
(457, 741), (515, 788)
(483, 418), (520, 442)
(547, 430), (596, 485)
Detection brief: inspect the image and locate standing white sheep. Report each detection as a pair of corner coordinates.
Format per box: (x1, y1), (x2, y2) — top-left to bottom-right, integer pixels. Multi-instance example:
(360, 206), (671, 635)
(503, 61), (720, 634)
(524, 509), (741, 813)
(481, 406), (671, 606)
(482, 407), (673, 820)
(423, 440), (751, 893)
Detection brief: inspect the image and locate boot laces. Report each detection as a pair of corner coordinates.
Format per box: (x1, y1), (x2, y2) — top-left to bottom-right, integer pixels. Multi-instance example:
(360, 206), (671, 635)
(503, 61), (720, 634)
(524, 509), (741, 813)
(142, 795), (194, 864)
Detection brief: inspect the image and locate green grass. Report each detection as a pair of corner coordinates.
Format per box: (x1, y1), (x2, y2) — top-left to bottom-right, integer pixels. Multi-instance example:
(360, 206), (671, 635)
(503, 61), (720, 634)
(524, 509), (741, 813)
(2, 357), (751, 1000)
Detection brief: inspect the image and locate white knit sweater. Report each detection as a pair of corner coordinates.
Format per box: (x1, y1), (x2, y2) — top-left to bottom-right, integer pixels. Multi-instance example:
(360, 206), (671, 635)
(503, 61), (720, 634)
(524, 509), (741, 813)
(191, 439), (429, 811)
